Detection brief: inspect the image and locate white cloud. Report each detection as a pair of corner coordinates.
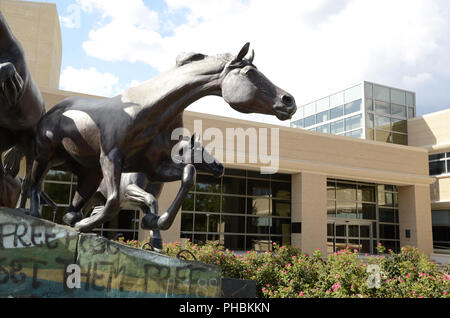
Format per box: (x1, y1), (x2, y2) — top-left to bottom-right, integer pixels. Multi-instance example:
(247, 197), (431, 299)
(59, 66), (122, 97)
(74, 0), (450, 119)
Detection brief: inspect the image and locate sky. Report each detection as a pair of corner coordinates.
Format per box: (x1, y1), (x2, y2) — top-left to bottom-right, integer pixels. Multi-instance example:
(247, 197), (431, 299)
(29, 0), (450, 126)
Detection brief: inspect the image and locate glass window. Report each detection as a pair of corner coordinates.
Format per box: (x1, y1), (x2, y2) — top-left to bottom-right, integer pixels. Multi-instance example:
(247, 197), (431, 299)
(272, 200), (291, 217)
(316, 97), (329, 112)
(366, 99), (373, 111)
(391, 104), (407, 119)
(247, 216), (270, 234)
(316, 110), (329, 124)
(225, 235), (245, 250)
(358, 203), (376, 220)
(364, 82), (373, 98)
(345, 129), (363, 139)
(379, 224), (396, 239)
(344, 99), (362, 115)
(182, 193), (195, 211)
(391, 118), (407, 134)
(223, 215), (246, 233)
(316, 124), (330, 134)
(304, 102), (316, 117)
(376, 130), (391, 143)
(392, 133), (407, 145)
(429, 161), (446, 176)
(366, 113), (374, 129)
(379, 208), (396, 223)
(272, 182), (291, 199)
(196, 174), (221, 193)
(391, 89), (406, 105)
(357, 185), (376, 202)
(330, 92), (344, 108)
(195, 194), (221, 212)
(330, 105), (344, 120)
(407, 107), (415, 119)
(406, 92), (415, 107)
(345, 114), (362, 131)
(327, 181), (336, 199)
(271, 218), (291, 236)
(222, 176), (245, 195)
(336, 183), (356, 201)
(374, 85), (390, 102)
(345, 85), (361, 103)
(247, 197), (270, 215)
(330, 120), (344, 134)
(304, 115), (315, 127)
(375, 115), (391, 130)
(327, 200), (336, 217)
(246, 236), (271, 252)
(222, 196), (246, 214)
(291, 119), (304, 128)
(429, 153), (445, 161)
(247, 179), (270, 196)
(375, 101), (390, 116)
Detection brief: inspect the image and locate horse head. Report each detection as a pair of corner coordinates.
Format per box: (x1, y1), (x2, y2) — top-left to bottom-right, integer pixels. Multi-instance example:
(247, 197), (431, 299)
(220, 43), (297, 121)
(173, 133), (224, 178)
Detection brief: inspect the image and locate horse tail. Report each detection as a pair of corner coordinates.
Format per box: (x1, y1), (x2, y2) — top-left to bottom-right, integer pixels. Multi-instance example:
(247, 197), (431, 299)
(3, 146), (23, 178)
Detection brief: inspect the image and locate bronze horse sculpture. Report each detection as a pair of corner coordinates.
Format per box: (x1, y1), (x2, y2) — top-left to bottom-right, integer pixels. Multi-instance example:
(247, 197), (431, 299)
(28, 43), (297, 234)
(83, 133), (224, 251)
(0, 11), (45, 208)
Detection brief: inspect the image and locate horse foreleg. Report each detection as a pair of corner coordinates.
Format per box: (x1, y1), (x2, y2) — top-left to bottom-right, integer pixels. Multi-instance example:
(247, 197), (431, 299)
(142, 163), (196, 231)
(74, 149), (122, 232)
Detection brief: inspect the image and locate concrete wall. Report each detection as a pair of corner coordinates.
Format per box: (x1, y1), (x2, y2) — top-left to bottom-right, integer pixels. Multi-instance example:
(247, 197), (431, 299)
(0, 0), (62, 89)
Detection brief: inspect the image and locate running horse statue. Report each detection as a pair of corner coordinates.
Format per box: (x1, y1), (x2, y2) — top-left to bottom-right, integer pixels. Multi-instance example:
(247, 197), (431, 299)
(0, 11), (45, 208)
(28, 42), (297, 234)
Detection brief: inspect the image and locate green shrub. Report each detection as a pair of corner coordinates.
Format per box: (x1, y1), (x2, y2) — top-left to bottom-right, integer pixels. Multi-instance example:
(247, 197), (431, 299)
(116, 238), (450, 298)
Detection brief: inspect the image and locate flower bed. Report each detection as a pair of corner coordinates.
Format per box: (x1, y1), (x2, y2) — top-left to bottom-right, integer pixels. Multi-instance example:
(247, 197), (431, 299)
(117, 238), (449, 298)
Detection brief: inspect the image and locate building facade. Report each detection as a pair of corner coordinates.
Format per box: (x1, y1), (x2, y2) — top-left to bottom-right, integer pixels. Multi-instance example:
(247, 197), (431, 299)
(1, 0), (442, 257)
(291, 81), (416, 146)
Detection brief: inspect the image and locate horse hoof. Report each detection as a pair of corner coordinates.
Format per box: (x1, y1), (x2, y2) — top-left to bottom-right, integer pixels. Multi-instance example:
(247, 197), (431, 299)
(63, 211), (83, 227)
(141, 213), (159, 230)
(150, 237), (163, 252)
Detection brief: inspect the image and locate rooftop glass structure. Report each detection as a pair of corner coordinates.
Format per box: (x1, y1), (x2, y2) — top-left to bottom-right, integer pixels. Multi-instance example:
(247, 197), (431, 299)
(291, 81), (416, 145)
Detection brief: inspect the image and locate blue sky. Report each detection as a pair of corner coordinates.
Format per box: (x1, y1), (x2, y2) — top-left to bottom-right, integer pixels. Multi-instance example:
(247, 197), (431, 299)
(27, 0), (450, 126)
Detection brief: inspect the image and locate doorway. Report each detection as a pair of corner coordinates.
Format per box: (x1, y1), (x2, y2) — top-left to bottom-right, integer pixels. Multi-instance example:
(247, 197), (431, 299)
(327, 220), (373, 254)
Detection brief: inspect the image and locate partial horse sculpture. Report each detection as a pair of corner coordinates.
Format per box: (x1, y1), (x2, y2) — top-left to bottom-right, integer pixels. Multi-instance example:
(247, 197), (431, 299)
(0, 11), (46, 208)
(82, 133), (224, 251)
(28, 42), (297, 234)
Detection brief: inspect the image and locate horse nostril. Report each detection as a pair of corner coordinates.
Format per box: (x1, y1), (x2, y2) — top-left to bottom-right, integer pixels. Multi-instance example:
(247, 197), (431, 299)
(282, 94), (294, 106)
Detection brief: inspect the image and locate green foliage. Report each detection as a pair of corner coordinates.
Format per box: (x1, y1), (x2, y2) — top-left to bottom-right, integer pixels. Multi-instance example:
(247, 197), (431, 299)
(117, 238), (450, 298)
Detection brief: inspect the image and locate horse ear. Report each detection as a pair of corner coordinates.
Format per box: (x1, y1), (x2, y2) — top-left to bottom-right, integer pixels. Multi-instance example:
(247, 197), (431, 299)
(235, 42), (250, 62)
(247, 49), (254, 63)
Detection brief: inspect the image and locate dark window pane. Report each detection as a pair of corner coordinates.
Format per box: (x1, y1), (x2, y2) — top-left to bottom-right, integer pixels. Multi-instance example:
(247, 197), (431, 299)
(429, 161), (446, 176)
(44, 183), (71, 204)
(327, 223), (335, 236)
(222, 196), (246, 214)
(194, 214), (207, 232)
(357, 185), (376, 202)
(224, 234), (244, 250)
(182, 193), (194, 211)
(271, 173), (291, 181)
(196, 174), (221, 193)
(223, 215), (245, 233)
(193, 234), (206, 245)
(360, 225), (370, 238)
(379, 208), (395, 223)
(391, 119), (407, 133)
(272, 200), (291, 217)
(195, 194), (221, 212)
(392, 133), (407, 145)
(336, 224), (346, 237)
(359, 203), (376, 220)
(271, 218), (291, 235)
(248, 179), (270, 196)
(222, 176), (246, 195)
(429, 153), (445, 161)
(379, 224), (396, 239)
(348, 225), (359, 237)
(181, 213), (194, 231)
(327, 200), (336, 218)
(247, 216), (270, 235)
(271, 182), (291, 199)
(224, 168), (246, 177)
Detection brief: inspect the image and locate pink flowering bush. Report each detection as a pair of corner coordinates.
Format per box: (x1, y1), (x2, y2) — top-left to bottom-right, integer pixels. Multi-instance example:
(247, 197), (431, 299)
(119, 238), (450, 298)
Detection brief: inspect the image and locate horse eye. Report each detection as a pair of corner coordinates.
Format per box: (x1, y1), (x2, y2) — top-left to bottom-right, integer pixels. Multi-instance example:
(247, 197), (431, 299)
(241, 66), (256, 76)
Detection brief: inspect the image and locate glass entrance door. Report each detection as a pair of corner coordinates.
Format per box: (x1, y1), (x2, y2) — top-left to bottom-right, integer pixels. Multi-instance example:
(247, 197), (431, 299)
(327, 221), (373, 254)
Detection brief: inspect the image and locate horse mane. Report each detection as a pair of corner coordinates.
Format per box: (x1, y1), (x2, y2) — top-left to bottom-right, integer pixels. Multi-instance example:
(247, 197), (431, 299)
(175, 52), (234, 67)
